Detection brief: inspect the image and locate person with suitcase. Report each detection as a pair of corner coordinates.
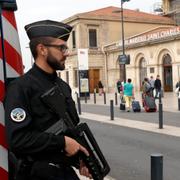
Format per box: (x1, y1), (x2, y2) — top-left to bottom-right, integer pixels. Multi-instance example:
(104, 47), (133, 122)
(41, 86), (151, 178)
(120, 91), (126, 110)
(123, 78), (134, 112)
(142, 78), (157, 112)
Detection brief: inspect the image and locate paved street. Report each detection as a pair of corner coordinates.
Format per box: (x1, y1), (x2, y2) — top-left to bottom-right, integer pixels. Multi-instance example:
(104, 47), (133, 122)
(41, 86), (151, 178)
(73, 92), (180, 179)
(73, 92), (180, 113)
(80, 119), (180, 180)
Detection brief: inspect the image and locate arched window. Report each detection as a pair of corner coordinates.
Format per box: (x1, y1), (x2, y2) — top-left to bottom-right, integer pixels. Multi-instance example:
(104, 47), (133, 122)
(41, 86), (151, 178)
(162, 53), (173, 91)
(163, 54), (171, 66)
(139, 57), (147, 88)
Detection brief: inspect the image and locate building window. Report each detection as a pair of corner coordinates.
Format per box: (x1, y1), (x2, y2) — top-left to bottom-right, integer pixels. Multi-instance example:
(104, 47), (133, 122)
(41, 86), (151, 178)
(150, 67), (154, 73)
(89, 29), (97, 48)
(72, 30), (76, 48)
(163, 54), (172, 65)
(139, 57), (147, 88)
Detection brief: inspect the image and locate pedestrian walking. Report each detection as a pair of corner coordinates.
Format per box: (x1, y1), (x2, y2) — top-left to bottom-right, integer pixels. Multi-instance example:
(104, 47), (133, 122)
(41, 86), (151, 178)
(98, 80), (104, 95)
(154, 75), (162, 99)
(116, 79), (123, 93)
(142, 77), (157, 112)
(142, 77), (151, 95)
(149, 76), (155, 96)
(175, 78), (180, 97)
(123, 78), (134, 112)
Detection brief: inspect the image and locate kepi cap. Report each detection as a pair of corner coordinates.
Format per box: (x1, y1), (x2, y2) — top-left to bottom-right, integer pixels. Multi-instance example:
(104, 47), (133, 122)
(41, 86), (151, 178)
(25, 20), (73, 41)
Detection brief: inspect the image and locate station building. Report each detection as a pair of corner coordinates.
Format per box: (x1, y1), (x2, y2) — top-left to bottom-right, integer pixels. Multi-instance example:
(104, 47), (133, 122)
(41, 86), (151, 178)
(59, 6), (180, 93)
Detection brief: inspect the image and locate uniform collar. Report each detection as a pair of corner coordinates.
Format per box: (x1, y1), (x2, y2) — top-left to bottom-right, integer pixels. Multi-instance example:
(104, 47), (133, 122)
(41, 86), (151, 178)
(32, 63), (58, 81)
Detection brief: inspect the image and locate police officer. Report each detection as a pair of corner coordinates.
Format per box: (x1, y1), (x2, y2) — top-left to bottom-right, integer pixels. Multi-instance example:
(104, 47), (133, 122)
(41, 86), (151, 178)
(4, 20), (91, 180)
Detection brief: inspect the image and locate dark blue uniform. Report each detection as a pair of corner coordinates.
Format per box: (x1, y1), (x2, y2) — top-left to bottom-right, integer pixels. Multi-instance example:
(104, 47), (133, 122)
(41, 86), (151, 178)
(4, 64), (80, 180)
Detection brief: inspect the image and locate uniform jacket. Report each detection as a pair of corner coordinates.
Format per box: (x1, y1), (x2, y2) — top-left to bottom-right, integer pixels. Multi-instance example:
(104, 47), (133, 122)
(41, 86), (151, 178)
(4, 64), (79, 163)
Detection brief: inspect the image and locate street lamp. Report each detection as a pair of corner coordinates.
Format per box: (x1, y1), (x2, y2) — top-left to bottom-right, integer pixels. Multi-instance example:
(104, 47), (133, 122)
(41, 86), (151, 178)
(121, 0), (126, 82)
(113, 0), (130, 83)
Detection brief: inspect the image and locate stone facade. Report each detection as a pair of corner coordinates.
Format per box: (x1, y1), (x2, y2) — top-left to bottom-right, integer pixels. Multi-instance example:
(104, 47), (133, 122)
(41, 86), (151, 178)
(104, 26), (180, 92)
(59, 6), (176, 93)
(163, 0), (180, 25)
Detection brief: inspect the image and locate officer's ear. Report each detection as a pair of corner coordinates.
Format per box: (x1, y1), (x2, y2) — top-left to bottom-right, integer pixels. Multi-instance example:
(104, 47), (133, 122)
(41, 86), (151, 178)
(36, 44), (47, 56)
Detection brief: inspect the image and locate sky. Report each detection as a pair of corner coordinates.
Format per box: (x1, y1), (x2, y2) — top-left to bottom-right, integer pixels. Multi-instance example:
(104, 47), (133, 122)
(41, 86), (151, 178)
(15, 0), (161, 72)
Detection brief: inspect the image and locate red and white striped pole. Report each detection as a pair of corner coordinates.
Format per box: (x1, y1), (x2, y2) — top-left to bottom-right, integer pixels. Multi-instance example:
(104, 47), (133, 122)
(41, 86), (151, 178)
(0, 1), (23, 179)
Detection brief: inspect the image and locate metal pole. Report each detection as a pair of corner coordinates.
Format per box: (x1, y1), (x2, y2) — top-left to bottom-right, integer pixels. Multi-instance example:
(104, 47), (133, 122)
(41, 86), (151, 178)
(77, 97), (81, 115)
(121, 0), (126, 82)
(159, 103), (163, 129)
(110, 100), (114, 120)
(115, 92), (118, 105)
(84, 92), (87, 103)
(94, 91), (96, 104)
(103, 92), (106, 104)
(178, 97), (180, 111)
(158, 94), (163, 129)
(151, 154), (163, 180)
(121, 0), (125, 56)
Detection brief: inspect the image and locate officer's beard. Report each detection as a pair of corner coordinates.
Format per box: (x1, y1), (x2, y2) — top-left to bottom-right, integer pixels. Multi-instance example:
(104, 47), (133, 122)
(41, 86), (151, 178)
(46, 52), (65, 71)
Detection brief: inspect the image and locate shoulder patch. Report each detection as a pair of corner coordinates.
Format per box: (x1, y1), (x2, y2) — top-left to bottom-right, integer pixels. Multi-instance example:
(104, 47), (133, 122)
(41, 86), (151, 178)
(10, 108), (26, 122)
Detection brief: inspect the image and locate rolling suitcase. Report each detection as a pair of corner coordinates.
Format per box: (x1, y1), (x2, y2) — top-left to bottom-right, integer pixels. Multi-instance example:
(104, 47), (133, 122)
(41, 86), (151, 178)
(132, 100), (141, 112)
(120, 103), (125, 110)
(120, 95), (126, 110)
(143, 95), (157, 112)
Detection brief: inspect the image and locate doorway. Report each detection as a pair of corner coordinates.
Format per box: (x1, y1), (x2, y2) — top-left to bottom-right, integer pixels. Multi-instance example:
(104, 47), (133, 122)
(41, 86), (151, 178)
(163, 54), (173, 92)
(89, 69), (100, 93)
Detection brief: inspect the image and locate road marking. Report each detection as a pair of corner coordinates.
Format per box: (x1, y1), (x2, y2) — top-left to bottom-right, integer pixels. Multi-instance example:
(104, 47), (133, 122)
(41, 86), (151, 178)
(80, 112), (180, 137)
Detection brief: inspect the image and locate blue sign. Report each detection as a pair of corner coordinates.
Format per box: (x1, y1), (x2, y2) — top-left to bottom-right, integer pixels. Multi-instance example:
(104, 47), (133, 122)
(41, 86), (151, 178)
(118, 54), (130, 64)
(0, 0), (16, 2)
(0, 0), (17, 11)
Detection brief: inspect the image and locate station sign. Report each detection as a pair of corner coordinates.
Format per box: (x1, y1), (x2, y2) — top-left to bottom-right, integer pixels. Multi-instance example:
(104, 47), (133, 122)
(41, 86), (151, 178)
(118, 54), (130, 64)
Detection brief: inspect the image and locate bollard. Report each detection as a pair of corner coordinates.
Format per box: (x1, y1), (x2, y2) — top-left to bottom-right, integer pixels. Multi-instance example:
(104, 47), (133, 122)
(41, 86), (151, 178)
(178, 97), (180, 111)
(104, 92), (106, 104)
(151, 154), (163, 180)
(94, 92), (96, 104)
(159, 103), (163, 129)
(85, 92), (87, 103)
(159, 93), (162, 104)
(158, 93), (163, 129)
(77, 97), (81, 115)
(115, 92), (118, 105)
(110, 100), (114, 120)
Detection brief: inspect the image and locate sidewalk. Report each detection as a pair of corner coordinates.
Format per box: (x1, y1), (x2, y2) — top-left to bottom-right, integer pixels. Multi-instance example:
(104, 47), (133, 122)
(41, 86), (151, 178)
(73, 92), (180, 113)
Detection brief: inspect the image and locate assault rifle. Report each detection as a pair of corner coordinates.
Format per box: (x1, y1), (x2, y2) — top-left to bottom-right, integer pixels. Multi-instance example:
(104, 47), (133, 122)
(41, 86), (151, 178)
(41, 85), (110, 180)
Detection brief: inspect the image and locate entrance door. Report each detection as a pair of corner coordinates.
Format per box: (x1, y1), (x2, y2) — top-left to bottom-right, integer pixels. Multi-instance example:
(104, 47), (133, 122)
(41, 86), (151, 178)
(163, 67), (173, 91)
(89, 69), (100, 93)
(163, 54), (173, 92)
